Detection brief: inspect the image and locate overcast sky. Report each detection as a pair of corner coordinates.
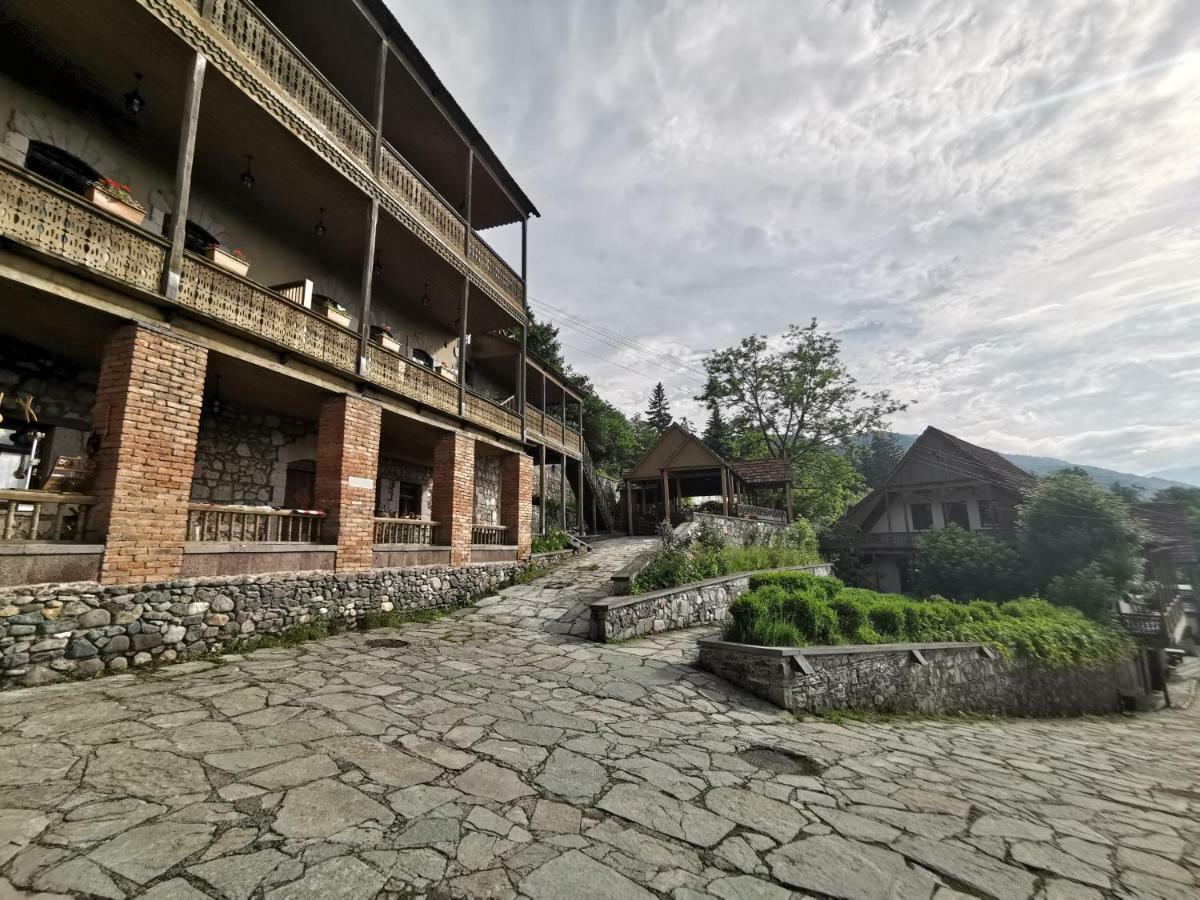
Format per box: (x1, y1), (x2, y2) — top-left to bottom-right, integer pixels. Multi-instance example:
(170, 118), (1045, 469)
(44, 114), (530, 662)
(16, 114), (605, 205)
(389, 0), (1200, 476)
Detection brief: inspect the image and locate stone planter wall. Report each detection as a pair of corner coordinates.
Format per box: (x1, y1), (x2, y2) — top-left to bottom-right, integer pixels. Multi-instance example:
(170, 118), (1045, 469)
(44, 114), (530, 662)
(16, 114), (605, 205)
(685, 512), (787, 545)
(590, 563), (832, 642)
(698, 639), (1148, 717)
(0, 548), (578, 688)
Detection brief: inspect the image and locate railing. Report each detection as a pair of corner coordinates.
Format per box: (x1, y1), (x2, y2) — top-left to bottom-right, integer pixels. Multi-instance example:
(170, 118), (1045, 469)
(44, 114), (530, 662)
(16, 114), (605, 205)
(380, 142), (466, 259)
(0, 490), (96, 542)
(732, 503), (788, 524)
(186, 503), (324, 543)
(860, 532), (920, 548)
(465, 390), (522, 441)
(525, 405), (583, 457)
(373, 518), (439, 545)
(177, 254), (360, 373)
(467, 232), (524, 319)
(472, 524), (509, 546)
(364, 342), (460, 416)
(1121, 597), (1185, 644)
(0, 162), (167, 294)
(208, 0), (373, 164)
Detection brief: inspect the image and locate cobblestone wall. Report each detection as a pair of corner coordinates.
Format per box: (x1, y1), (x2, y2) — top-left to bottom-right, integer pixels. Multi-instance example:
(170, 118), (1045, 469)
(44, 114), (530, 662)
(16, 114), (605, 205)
(685, 512), (786, 545)
(474, 455), (502, 526)
(590, 563), (833, 642)
(698, 639), (1146, 717)
(0, 335), (97, 426)
(190, 402), (314, 505)
(0, 557), (563, 688)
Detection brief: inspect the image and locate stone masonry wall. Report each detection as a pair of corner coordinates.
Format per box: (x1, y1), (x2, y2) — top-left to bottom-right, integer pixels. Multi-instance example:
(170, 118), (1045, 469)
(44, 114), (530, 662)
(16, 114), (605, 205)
(190, 402), (314, 505)
(473, 455), (502, 526)
(686, 512), (787, 545)
(0, 558), (546, 687)
(590, 563), (833, 642)
(377, 457), (433, 519)
(0, 334), (97, 426)
(698, 640), (1146, 717)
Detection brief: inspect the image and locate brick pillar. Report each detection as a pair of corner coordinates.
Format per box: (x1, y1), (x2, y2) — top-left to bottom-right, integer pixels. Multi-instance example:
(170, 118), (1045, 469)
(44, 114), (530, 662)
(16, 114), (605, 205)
(500, 452), (533, 560)
(432, 432), (475, 565)
(91, 324), (207, 585)
(314, 395), (381, 572)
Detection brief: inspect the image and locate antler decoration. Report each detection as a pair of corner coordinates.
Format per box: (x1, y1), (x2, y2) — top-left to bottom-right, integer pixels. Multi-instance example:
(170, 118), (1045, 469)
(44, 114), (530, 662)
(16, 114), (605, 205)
(15, 393), (37, 423)
(0, 391), (4, 426)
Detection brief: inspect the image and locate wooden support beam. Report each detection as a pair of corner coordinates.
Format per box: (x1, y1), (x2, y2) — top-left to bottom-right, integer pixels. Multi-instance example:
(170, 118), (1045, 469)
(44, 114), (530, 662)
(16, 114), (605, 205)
(661, 469), (670, 523)
(357, 198), (379, 375)
(161, 52), (206, 300)
(370, 37), (387, 174)
(626, 480), (633, 535)
(559, 451), (567, 531)
(458, 279), (469, 416)
(720, 467), (729, 516)
(539, 447), (547, 536)
(786, 480), (794, 523)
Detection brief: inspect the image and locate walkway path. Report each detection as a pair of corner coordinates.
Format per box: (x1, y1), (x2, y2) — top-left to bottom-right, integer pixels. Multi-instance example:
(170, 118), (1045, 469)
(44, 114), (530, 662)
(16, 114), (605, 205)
(1, 538), (1198, 899)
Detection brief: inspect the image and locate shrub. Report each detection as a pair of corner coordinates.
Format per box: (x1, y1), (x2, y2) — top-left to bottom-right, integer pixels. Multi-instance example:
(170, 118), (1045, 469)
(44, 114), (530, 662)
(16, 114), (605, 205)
(829, 594), (867, 638)
(531, 530), (573, 554)
(781, 593), (839, 643)
(749, 571), (843, 601)
(914, 524), (1027, 601)
(1044, 563), (1122, 621)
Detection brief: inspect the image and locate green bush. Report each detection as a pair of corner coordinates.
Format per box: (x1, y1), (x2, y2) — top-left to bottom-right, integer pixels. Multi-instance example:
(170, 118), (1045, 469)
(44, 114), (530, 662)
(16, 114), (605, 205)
(866, 598), (906, 638)
(531, 530), (574, 553)
(781, 593), (839, 643)
(829, 594), (867, 638)
(749, 571), (843, 601)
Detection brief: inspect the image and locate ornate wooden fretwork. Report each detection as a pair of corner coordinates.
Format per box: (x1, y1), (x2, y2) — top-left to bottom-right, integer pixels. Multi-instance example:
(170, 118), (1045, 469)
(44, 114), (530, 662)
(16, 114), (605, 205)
(364, 342), (460, 417)
(465, 390), (522, 441)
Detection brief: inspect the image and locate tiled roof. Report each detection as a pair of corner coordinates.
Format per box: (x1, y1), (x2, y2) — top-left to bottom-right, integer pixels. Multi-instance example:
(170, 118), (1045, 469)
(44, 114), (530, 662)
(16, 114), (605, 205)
(925, 427), (1037, 493)
(1133, 501), (1198, 564)
(729, 458), (794, 485)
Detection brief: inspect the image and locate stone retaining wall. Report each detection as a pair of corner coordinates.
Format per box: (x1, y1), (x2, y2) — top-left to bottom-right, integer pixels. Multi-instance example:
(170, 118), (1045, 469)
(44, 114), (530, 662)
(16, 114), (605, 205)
(686, 512), (787, 545)
(698, 639), (1148, 717)
(590, 563), (832, 642)
(0, 548), (579, 687)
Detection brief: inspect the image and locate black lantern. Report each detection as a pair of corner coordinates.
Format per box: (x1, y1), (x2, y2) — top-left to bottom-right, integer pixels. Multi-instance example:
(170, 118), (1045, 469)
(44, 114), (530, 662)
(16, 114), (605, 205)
(124, 72), (145, 115)
(207, 374), (222, 415)
(421, 283), (431, 307)
(314, 207), (326, 237)
(240, 155), (255, 190)
(372, 248), (382, 276)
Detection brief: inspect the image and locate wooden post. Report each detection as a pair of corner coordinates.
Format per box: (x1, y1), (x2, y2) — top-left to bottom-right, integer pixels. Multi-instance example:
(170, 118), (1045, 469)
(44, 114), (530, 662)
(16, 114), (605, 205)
(161, 52), (206, 300)
(625, 480), (633, 535)
(357, 199), (379, 375)
(370, 37), (387, 174)
(720, 467), (729, 516)
(786, 480), (794, 523)
(539, 447), (547, 536)
(559, 451), (567, 531)
(591, 490), (597, 535)
(576, 460), (584, 533)
(458, 280), (470, 416)
(661, 469), (670, 523)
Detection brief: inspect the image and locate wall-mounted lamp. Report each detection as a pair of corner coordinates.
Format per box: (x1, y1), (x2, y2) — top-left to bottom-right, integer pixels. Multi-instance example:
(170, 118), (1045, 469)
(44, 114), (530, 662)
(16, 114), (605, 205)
(240, 155), (255, 190)
(124, 72), (146, 115)
(314, 207), (326, 237)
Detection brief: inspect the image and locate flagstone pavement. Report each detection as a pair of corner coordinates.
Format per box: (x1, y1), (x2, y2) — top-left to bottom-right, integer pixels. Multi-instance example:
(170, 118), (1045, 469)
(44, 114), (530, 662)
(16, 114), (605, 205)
(1, 538), (1198, 899)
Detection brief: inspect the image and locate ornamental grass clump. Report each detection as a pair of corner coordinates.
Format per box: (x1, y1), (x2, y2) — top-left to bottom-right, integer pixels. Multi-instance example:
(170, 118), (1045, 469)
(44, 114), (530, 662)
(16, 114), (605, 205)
(723, 573), (1133, 669)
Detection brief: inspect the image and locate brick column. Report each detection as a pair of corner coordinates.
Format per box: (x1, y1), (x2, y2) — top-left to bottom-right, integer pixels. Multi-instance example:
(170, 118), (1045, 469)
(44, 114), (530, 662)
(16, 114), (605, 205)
(432, 432), (475, 565)
(500, 452), (533, 560)
(314, 395), (381, 572)
(91, 324), (207, 585)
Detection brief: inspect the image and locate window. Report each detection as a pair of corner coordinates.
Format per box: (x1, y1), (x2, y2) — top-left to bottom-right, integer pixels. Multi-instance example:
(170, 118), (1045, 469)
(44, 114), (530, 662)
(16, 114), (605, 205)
(412, 348), (434, 369)
(943, 501), (970, 530)
(910, 502), (933, 530)
(25, 141), (100, 196)
(163, 214), (220, 255)
(978, 499), (998, 528)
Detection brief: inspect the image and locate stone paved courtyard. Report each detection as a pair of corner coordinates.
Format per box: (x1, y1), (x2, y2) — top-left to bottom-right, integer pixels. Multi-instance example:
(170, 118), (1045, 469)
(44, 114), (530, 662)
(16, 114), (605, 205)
(1, 539), (1198, 899)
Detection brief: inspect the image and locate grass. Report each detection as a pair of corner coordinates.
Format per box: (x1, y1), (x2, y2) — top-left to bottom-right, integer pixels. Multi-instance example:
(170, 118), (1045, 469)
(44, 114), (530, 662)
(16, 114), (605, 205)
(727, 573), (1134, 670)
(532, 529), (574, 553)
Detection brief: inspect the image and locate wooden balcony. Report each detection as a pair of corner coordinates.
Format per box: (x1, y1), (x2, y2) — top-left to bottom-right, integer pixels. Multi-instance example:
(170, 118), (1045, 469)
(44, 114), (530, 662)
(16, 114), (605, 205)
(471, 524), (509, 546)
(860, 532), (921, 549)
(0, 164), (525, 443)
(0, 490), (96, 542)
(140, 0), (525, 320)
(525, 406), (583, 458)
(186, 503), (325, 542)
(373, 518), (438, 545)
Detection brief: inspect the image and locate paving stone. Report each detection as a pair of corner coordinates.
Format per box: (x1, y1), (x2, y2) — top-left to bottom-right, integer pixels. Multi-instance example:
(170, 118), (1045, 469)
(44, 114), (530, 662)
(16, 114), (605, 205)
(89, 823), (215, 883)
(387, 784), (463, 818)
(139, 879), (212, 900)
(895, 836), (1038, 900)
(1011, 841), (1110, 889)
(34, 858), (123, 900)
(397, 734), (476, 770)
(534, 748), (608, 802)
(51, 798), (165, 843)
(530, 800), (581, 834)
(598, 783), (734, 848)
(970, 814), (1053, 842)
(319, 736), (442, 788)
(245, 754), (339, 790)
(768, 834), (938, 899)
(264, 856), (385, 900)
(272, 779), (394, 838)
(85, 747), (208, 800)
(189, 849), (290, 900)
(453, 761), (536, 803)
(707, 874), (793, 900)
(704, 786), (805, 842)
(1114, 845), (1194, 884)
(520, 849), (655, 900)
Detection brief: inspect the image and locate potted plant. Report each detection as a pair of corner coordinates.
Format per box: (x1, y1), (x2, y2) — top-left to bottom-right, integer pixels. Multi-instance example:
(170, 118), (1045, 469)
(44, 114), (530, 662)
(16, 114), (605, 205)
(204, 244), (251, 277)
(85, 178), (146, 227)
(320, 297), (351, 328)
(369, 323), (401, 353)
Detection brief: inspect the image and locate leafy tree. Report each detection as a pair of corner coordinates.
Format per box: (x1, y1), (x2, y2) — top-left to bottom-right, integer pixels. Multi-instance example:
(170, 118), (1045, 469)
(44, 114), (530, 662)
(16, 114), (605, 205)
(1044, 562), (1122, 621)
(646, 382), (673, 433)
(1109, 482), (1143, 503)
(914, 524), (1027, 602)
(1153, 486), (1200, 544)
(854, 431), (904, 488)
(791, 450), (864, 527)
(1018, 471), (1148, 617)
(526, 311), (565, 370)
(702, 401), (733, 457)
(698, 318), (907, 465)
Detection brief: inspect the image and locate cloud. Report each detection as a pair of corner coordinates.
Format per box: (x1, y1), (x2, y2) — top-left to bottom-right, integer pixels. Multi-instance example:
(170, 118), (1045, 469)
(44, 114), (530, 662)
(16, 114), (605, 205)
(388, 0), (1200, 473)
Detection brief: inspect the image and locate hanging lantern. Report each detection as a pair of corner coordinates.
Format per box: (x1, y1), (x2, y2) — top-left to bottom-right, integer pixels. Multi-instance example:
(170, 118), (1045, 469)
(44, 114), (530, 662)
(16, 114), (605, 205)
(124, 72), (146, 115)
(314, 207), (326, 237)
(240, 155), (255, 190)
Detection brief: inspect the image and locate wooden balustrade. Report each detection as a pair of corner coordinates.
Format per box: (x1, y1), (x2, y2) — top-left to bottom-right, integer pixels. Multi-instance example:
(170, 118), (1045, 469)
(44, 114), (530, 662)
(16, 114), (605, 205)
(0, 490), (95, 542)
(471, 524), (509, 546)
(186, 503), (324, 543)
(373, 518), (439, 545)
(208, 0), (374, 163)
(379, 143), (466, 256)
(524, 405), (583, 457)
(466, 232), (524, 319)
(0, 162), (167, 294)
(732, 503), (788, 524)
(363, 342), (460, 416)
(464, 390), (522, 441)
(177, 254), (360, 373)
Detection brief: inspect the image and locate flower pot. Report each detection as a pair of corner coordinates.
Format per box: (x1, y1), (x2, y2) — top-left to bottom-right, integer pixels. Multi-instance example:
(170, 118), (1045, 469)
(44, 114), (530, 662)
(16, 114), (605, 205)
(373, 332), (401, 353)
(85, 185), (145, 227)
(204, 245), (250, 277)
(325, 307), (351, 329)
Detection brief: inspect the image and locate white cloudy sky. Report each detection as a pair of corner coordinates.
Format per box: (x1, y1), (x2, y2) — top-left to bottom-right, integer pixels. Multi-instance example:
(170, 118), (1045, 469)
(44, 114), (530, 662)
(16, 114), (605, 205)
(389, 0), (1200, 475)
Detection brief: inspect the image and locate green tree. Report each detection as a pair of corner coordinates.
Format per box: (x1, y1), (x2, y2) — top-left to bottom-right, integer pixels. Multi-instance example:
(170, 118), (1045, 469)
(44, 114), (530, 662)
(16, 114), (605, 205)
(1109, 482), (1143, 503)
(698, 319), (907, 465)
(702, 401), (733, 457)
(914, 525), (1026, 601)
(854, 431), (904, 488)
(1044, 562), (1121, 621)
(1018, 472), (1148, 617)
(526, 311), (565, 369)
(1154, 486), (1200, 544)
(791, 451), (864, 527)
(646, 382), (673, 433)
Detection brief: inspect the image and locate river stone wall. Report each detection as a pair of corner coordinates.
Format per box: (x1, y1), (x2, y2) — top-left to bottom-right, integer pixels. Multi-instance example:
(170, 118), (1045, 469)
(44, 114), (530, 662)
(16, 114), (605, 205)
(190, 402), (314, 505)
(590, 563), (833, 642)
(698, 639), (1148, 717)
(0, 550), (576, 688)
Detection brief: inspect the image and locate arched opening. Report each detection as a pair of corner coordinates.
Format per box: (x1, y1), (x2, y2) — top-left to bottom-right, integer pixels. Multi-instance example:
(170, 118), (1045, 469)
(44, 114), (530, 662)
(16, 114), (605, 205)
(24, 141), (100, 196)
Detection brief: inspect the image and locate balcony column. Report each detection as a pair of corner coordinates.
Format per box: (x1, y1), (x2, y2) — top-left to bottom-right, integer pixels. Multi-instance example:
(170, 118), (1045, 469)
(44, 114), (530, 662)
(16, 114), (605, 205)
(161, 52), (207, 300)
(90, 324), (207, 585)
(357, 38), (387, 374)
(314, 395), (381, 572)
(560, 450), (567, 532)
(539, 446), (547, 536)
(500, 452), (533, 560)
(458, 151), (474, 417)
(433, 432), (475, 565)
(519, 215), (528, 425)
(576, 460), (584, 533)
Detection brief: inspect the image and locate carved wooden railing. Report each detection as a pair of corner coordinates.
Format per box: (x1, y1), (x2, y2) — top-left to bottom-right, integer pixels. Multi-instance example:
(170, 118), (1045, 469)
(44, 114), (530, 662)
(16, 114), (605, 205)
(465, 390), (522, 441)
(379, 142), (466, 258)
(178, 254), (360, 373)
(373, 518), (438, 545)
(732, 503), (788, 524)
(363, 342), (460, 416)
(0, 162), (167, 294)
(186, 503), (324, 543)
(860, 532), (919, 548)
(0, 490), (96, 542)
(472, 524), (509, 546)
(467, 232), (523, 319)
(207, 0), (373, 163)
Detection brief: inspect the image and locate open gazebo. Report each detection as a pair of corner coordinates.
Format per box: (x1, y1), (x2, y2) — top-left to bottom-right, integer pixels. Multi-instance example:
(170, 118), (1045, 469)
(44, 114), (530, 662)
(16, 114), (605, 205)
(621, 424), (794, 535)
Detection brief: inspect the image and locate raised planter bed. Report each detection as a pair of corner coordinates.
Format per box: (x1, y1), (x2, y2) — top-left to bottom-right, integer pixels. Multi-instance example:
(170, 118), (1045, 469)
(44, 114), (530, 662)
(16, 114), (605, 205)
(85, 183), (145, 227)
(698, 638), (1150, 717)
